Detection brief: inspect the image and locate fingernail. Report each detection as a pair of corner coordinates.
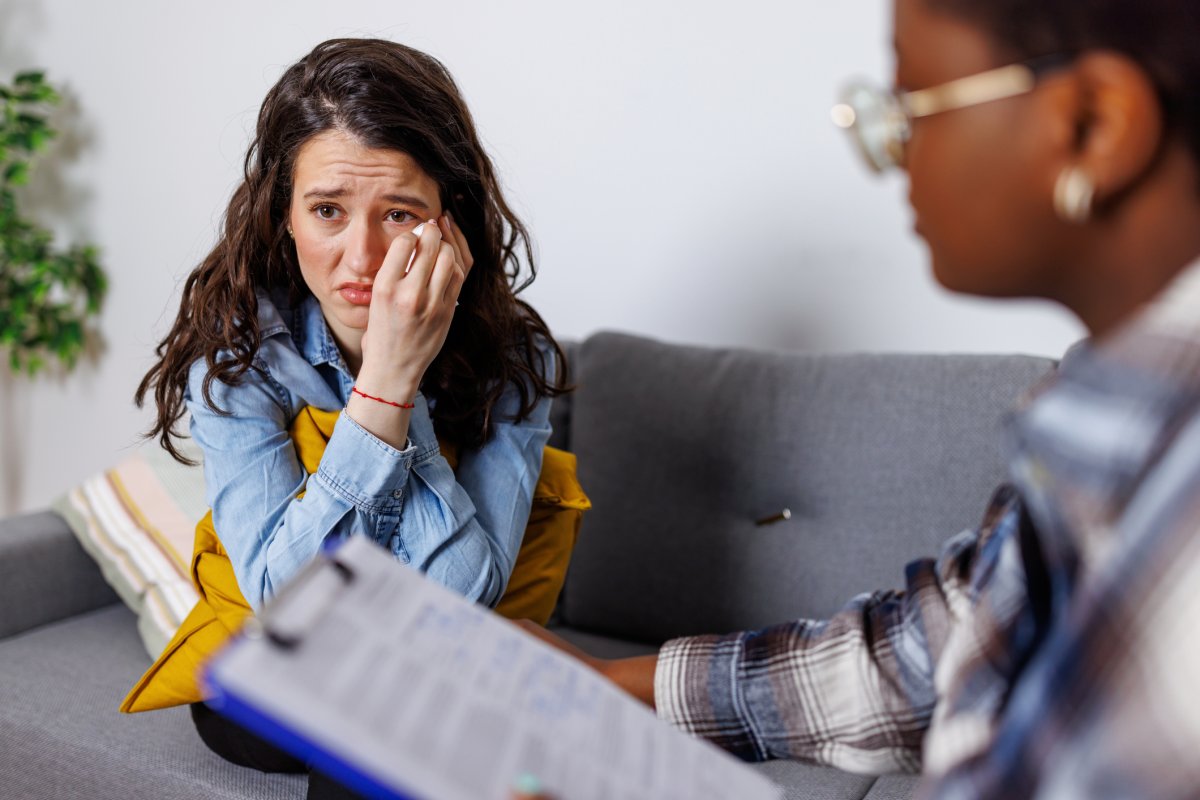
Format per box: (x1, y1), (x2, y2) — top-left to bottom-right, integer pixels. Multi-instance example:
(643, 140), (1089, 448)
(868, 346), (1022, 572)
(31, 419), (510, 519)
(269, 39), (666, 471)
(445, 210), (453, 226)
(513, 773), (541, 795)
(413, 223), (426, 237)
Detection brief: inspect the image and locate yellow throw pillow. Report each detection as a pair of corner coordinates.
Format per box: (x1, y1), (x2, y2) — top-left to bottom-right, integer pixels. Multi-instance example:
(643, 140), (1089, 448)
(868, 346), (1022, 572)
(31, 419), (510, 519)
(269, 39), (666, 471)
(495, 446), (589, 621)
(122, 407), (589, 713)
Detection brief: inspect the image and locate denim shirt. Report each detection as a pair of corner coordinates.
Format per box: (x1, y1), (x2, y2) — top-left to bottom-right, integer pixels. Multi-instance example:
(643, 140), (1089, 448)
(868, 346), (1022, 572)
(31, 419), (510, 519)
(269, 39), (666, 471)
(185, 287), (553, 612)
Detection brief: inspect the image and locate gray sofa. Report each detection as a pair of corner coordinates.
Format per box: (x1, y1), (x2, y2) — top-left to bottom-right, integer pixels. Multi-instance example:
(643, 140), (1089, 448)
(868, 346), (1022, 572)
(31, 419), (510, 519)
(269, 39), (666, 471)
(0, 331), (1056, 800)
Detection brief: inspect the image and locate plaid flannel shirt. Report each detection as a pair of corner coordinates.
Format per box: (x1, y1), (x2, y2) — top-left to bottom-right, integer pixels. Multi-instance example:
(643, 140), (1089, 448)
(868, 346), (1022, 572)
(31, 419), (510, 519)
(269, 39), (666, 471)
(655, 260), (1200, 799)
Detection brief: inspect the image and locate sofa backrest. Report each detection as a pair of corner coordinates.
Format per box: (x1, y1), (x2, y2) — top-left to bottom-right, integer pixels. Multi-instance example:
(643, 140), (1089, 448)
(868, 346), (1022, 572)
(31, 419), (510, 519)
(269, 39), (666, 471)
(547, 341), (577, 454)
(558, 331), (1057, 643)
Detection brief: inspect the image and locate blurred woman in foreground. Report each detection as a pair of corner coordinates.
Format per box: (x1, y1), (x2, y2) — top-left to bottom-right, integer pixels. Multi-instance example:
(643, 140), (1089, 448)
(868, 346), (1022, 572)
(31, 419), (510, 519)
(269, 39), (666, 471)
(527, 0), (1200, 796)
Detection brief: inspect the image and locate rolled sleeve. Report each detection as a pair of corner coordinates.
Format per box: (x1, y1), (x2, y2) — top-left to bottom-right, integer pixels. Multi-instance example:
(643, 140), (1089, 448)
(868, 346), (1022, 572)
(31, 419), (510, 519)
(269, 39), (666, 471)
(655, 607), (930, 774)
(650, 525), (996, 775)
(188, 359), (421, 611)
(313, 411), (417, 512)
(398, 352), (555, 608)
(655, 634), (765, 761)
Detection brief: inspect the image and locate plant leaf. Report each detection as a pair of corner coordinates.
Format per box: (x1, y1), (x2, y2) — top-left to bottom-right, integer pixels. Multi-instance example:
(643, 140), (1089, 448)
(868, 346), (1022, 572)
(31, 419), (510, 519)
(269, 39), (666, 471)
(14, 71), (46, 86)
(2, 69), (107, 376)
(4, 162), (28, 186)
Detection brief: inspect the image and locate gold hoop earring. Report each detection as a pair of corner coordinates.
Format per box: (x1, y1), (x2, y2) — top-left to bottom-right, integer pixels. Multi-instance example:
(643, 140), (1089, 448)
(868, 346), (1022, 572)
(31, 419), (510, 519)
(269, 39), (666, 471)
(1053, 166), (1095, 225)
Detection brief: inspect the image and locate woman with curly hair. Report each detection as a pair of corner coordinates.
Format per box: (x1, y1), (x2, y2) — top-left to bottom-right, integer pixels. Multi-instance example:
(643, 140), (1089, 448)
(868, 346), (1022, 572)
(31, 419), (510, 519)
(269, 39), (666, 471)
(131, 38), (580, 798)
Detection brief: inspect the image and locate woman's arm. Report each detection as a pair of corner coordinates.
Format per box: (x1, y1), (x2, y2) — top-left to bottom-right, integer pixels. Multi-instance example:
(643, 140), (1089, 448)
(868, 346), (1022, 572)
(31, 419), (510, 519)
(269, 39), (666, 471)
(650, 512), (1021, 772)
(386, 362), (555, 607)
(514, 494), (1029, 774)
(346, 217), (467, 450)
(187, 342), (554, 612)
(513, 620), (658, 708)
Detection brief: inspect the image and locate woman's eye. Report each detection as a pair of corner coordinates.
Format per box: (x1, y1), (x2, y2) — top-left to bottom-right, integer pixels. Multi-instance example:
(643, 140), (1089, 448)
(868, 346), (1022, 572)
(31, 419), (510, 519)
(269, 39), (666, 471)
(387, 210), (417, 224)
(315, 205), (339, 220)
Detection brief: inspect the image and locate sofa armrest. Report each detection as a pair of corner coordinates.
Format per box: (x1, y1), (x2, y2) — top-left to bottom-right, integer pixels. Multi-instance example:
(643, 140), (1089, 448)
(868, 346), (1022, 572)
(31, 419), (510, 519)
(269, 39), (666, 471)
(0, 510), (119, 639)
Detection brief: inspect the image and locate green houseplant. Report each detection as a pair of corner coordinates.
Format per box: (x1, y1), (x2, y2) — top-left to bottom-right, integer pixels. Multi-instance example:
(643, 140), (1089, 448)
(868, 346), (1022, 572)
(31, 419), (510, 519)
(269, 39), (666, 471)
(0, 70), (106, 374)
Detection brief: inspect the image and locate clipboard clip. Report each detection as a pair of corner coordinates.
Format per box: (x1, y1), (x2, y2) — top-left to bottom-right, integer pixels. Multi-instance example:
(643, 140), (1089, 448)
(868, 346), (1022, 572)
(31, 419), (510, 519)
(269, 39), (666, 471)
(257, 553), (357, 651)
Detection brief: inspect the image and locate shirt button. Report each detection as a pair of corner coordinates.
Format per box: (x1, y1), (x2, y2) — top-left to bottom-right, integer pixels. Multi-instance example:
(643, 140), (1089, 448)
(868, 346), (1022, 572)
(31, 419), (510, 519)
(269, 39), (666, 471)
(392, 490), (403, 499)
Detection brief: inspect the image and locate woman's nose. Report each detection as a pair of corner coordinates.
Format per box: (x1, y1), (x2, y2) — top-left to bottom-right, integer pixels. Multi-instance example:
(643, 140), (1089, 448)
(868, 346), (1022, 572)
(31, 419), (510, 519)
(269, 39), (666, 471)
(342, 219), (389, 278)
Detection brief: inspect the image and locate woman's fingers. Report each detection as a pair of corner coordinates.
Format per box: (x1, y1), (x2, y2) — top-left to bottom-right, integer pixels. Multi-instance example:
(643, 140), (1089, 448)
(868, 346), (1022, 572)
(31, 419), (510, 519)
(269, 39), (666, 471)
(428, 241), (466, 307)
(370, 219), (459, 329)
(401, 221), (442, 286)
(510, 773), (553, 800)
(356, 220), (459, 395)
(374, 228), (420, 290)
(365, 212), (468, 308)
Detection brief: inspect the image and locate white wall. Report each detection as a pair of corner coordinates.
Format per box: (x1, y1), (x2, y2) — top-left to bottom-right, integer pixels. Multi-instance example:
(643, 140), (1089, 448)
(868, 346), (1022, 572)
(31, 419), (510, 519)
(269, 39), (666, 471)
(0, 0), (1083, 515)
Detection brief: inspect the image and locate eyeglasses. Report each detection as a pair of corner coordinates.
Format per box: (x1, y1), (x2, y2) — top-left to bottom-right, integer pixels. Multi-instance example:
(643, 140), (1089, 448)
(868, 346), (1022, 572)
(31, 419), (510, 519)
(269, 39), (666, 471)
(831, 56), (1067, 173)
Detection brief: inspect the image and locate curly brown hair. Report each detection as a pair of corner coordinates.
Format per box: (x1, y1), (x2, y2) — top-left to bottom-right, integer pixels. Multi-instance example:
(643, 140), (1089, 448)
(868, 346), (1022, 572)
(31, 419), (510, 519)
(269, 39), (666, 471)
(136, 38), (568, 463)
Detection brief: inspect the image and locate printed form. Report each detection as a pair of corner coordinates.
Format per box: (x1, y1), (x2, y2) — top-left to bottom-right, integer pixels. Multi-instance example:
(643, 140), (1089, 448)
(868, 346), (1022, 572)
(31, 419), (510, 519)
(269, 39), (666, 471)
(205, 535), (781, 800)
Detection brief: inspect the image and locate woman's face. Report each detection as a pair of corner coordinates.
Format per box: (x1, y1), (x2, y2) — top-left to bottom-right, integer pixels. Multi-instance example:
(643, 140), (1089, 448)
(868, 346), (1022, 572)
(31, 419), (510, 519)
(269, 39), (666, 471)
(895, 0), (1068, 300)
(288, 129), (442, 355)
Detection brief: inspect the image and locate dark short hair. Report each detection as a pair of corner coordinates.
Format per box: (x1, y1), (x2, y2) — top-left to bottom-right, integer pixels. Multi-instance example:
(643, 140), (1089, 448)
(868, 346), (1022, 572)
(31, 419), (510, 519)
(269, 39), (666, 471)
(929, 0), (1200, 170)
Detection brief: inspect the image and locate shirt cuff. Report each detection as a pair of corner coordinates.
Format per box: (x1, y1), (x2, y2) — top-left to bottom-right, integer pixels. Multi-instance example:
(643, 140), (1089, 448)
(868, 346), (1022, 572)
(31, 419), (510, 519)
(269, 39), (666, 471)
(312, 410), (418, 513)
(654, 634), (765, 760)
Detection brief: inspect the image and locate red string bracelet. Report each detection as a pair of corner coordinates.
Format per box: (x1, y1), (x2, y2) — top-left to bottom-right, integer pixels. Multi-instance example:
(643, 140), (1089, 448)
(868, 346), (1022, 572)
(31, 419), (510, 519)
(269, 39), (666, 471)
(350, 386), (415, 409)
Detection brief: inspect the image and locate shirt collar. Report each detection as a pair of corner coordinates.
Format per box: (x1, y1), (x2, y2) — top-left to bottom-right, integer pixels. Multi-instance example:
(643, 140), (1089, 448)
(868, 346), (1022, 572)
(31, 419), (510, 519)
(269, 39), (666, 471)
(257, 287), (351, 373)
(254, 286), (289, 340)
(1008, 256), (1200, 565)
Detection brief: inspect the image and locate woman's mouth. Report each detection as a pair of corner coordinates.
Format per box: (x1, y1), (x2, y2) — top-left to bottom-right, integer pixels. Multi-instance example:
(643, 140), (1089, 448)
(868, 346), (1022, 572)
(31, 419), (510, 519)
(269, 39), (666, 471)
(338, 284), (373, 306)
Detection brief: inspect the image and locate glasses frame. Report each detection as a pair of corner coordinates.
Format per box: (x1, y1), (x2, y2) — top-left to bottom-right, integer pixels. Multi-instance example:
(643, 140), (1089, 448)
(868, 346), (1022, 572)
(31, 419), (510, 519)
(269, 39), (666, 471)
(832, 55), (1069, 173)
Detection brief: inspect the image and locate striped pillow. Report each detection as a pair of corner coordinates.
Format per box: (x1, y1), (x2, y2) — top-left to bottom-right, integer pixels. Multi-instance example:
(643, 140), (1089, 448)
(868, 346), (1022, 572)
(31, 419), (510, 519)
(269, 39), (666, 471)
(53, 439), (207, 660)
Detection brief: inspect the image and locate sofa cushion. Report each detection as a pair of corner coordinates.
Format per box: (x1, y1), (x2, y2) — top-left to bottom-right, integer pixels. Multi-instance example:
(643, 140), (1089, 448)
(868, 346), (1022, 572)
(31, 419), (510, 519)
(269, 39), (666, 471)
(749, 760), (876, 800)
(562, 331), (1056, 641)
(0, 603), (304, 800)
(863, 775), (922, 799)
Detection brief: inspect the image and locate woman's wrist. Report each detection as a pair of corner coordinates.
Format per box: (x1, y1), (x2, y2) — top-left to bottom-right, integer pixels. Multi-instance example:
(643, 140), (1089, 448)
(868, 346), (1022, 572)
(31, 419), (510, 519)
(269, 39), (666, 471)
(350, 385), (416, 409)
(345, 391), (414, 451)
(599, 655), (659, 709)
(352, 364), (421, 408)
